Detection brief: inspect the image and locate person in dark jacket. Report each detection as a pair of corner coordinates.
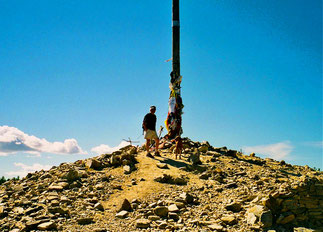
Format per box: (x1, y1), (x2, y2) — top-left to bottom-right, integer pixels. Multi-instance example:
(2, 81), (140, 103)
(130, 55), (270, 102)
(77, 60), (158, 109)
(142, 106), (160, 157)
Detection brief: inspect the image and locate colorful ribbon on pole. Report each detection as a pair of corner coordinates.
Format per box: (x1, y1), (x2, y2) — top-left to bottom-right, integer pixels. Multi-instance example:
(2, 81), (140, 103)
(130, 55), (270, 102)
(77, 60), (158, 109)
(165, 71), (184, 139)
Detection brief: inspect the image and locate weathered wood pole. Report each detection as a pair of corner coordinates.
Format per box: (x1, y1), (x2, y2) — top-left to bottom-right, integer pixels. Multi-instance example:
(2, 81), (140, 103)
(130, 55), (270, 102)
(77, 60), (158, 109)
(166, 0), (183, 139)
(172, 0), (180, 78)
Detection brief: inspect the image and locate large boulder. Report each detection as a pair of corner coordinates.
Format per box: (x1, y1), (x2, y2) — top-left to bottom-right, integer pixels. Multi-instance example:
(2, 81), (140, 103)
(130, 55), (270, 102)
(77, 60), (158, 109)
(154, 206), (168, 217)
(37, 221), (57, 230)
(188, 149), (202, 165)
(110, 154), (121, 166)
(246, 205), (266, 224)
(85, 159), (102, 170)
(117, 199), (132, 212)
(62, 169), (79, 182)
(260, 210), (273, 228)
(179, 192), (194, 204)
(154, 174), (188, 185)
(136, 219), (150, 228)
(225, 202), (242, 212)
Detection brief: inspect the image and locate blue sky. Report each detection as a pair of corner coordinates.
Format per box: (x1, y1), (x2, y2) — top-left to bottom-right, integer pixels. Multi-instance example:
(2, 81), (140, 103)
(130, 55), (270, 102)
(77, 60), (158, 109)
(0, 0), (322, 177)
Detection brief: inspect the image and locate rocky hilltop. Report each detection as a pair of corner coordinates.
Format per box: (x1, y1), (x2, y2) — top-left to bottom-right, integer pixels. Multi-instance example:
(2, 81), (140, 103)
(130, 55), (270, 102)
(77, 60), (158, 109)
(0, 138), (322, 232)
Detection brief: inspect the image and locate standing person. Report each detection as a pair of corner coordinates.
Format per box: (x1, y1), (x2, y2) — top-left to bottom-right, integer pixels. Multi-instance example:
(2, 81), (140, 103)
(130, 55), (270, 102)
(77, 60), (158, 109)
(142, 106), (160, 158)
(173, 136), (183, 159)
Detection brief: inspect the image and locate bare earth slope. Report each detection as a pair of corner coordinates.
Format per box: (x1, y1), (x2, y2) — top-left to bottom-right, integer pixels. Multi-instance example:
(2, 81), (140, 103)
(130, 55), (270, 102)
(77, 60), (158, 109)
(0, 138), (322, 232)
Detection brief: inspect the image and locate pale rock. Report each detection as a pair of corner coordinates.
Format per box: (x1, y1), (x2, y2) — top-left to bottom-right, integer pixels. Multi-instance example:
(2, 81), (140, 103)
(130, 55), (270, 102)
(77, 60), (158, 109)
(37, 221), (57, 230)
(94, 202), (104, 211)
(0, 206), (4, 217)
(158, 221), (168, 229)
(247, 205), (265, 218)
(179, 192), (194, 204)
(198, 145), (209, 153)
(60, 196), (71, 204)
(57, 182), (69, 189)
(208, 224), (224, 231)
(221, 215), (237, 225)
(136, 218), (150, 228)
(201, 141), (210, 147)
(50, 199), (60, 207)
(175, 201), (186, 209)
(154, 206), (168, 217)
(157, 163), (168, 169)
(115, 210), (128, 218)
(294, 228), (316, 232)
(48, 184), (63, 191)
(86, 159), (102, 170)
(188, 149), (202, 165)
(199, 172), (210, 180)
(127, 146), (137, 155)
(95, 183), (104, 190)
(206, 151), (221, 157)
(110, 155), (121, 166)
(148, 215), (160, 221)
(13, 207), (24, 215)
(148, 202), (157, 208)
(9, 229), (20, 232)
(168, 204), (179, 213)
(63, 169), (79, 182)
(123, 165), (131, 174)
(26, 220), (42, 230)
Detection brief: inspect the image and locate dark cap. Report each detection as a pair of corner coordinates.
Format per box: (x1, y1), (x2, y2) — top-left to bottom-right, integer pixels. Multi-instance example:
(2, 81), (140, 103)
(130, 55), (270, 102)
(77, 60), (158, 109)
(150, 106), (156, 110)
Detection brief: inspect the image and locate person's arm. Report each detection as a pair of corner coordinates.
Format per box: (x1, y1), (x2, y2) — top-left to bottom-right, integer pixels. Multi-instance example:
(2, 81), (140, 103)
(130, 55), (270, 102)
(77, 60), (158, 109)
(143, 123), (147, 131)
(142, 115), (148, 131)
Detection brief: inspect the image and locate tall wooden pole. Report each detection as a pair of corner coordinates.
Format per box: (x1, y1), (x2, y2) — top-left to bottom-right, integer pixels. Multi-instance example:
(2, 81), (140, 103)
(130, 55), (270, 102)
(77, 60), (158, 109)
(166, 0), (183, 139)
(172, 0), (180, 78)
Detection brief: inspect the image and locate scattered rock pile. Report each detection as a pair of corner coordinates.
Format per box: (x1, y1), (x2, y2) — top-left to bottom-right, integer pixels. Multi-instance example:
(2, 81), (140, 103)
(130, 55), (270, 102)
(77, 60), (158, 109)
(154, 174), (188, 185)
(0, 138), (322, 232)
(0, 145), (138, 231)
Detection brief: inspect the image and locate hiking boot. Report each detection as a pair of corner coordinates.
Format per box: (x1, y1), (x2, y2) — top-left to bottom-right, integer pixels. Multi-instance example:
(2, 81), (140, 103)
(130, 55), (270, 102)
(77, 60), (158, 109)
(146, 153), (153, 158)
(155, 151), (161, 157)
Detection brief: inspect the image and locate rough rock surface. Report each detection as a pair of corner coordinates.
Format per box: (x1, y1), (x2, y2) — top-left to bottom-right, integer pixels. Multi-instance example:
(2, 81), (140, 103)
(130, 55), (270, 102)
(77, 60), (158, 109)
(0, 139), (322, 232)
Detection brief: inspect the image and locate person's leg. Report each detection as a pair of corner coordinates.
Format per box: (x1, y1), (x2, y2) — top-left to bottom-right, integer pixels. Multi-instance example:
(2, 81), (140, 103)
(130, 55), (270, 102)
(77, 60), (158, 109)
(146, 139), (150, 153)
(155, 138), (159, 151)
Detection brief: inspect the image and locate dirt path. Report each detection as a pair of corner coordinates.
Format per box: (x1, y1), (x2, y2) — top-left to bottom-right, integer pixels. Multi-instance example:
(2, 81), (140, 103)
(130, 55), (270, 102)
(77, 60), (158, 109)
(102, 151), (202, 211)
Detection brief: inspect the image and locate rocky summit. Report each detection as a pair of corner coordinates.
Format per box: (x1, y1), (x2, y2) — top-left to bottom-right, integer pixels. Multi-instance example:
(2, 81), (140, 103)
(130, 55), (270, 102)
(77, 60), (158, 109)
(0, 138), (322, 232)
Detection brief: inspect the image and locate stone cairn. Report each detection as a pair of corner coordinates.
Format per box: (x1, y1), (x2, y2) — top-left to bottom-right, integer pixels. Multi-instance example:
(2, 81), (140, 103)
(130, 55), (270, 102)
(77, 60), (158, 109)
(0, 139), (322, 232)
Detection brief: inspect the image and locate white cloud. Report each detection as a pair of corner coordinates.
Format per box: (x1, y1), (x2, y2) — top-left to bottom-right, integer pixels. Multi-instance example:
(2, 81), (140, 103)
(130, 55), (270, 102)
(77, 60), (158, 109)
(91, 141), (130, 155)
(5, 162), (53, 177)
(0, 125), (87, 156)
(242, 141), (293, 160)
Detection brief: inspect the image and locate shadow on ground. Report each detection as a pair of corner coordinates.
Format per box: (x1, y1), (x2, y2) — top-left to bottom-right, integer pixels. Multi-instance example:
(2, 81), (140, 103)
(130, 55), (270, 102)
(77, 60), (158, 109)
(160, 157), (187, 168)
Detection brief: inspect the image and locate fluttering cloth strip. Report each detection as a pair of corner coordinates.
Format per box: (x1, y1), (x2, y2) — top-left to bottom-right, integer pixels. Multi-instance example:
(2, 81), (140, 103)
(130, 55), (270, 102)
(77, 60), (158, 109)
(165, 71), (184, 139)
